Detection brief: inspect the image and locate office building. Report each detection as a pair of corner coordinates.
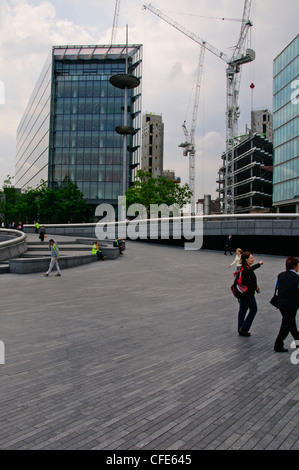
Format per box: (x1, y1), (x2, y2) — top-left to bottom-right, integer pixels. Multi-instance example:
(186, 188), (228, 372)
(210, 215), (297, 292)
(15, 44), (142, 211)
(272, 34), (299, 212)
(141, 113), (164, 177)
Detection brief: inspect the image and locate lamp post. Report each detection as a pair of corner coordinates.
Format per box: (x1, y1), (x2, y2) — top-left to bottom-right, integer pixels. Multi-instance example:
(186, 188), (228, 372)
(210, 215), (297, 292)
(109, 26), (140, 220)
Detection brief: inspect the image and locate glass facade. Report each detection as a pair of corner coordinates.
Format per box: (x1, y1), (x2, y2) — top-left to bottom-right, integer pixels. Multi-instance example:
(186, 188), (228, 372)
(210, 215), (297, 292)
(15, 52), (52, 189)
(273, 35), (299, 211)
(15, 45), (142, 209)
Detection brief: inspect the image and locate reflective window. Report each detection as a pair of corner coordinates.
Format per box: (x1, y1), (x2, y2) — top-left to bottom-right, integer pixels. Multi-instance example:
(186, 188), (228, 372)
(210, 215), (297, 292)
(273, 35), (299, 205)
(15, 45), (143, 204)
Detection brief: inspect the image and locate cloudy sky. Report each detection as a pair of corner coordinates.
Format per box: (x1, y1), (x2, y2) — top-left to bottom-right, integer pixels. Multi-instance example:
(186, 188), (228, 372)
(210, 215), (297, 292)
(0, 0), (298, 200)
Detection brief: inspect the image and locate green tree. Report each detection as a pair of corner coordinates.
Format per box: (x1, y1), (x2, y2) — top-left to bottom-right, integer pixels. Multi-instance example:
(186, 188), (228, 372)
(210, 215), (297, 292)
(0, 177), (91, 225)
(55, 182), (91, 223)
(0, 176), (19, 226)
(125, 170), (192, 216)
(37, 182), (91, 223)
(14, 186), (41, 224)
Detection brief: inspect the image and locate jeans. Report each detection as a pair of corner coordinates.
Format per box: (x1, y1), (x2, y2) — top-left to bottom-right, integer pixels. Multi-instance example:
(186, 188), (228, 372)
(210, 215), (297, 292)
(224, 245), (232, 255)
(238, 295), (257, 332)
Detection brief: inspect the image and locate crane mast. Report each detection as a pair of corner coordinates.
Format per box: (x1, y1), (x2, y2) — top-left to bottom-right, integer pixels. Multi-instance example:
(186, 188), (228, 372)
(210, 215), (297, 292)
(225, 0), (253, 213)
(179, 46), (205, 216)
(142, 2), (255, 214)
(111, 0), (121, 44)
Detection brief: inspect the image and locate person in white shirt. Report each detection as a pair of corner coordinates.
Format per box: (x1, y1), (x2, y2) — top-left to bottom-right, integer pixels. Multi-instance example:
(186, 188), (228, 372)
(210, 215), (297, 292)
(228, 248), (243, 271)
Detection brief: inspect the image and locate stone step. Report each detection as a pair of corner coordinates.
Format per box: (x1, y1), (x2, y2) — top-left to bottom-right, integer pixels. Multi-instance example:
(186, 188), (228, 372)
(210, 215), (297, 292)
(20, 251), (92, 258)
(27, 240), (88, 246)
(9, 253), (99, 274)
(0, 263), (9, 274)
(0, 236), (121, 274)
(25, 244), (92, 251)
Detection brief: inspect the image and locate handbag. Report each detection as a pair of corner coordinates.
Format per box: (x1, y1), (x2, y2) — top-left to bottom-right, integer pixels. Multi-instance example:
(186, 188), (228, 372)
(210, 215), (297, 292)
(270, 286), (278, 308)
(231, 268), (248, 298)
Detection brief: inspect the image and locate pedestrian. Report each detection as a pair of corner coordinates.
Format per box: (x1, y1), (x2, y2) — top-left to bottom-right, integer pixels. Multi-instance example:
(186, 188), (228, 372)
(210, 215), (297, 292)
(229, 248), (243, 271)
(237, 251), (264, 336)
(113, 238), (124, 255)
(92, 241), (107, 261)
(34, 221), (40, 233)
(44, 239), (61, 277)
(224, 234), (233, 255)
(39, 225), (46, 242)
(273, 256), (299, 353)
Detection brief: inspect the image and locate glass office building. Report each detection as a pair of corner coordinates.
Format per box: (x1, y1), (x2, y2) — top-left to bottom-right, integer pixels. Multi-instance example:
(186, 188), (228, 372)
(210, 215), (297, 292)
(15, 45), (142, 210)
(273, 34), (299, 212)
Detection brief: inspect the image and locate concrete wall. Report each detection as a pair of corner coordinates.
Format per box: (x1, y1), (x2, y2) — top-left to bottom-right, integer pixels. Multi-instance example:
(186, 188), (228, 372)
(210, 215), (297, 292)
(24, 214), (299, 256)
(0, 229), (28, 261)
(203, 217), (299, 237)
(25, 224), (97, 238)
(9, 253), (98, 274)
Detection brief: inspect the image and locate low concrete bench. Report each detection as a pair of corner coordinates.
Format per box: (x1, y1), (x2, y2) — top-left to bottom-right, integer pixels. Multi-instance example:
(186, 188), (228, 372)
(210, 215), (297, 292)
(76, 238), (125, 259)
(0, 229), (27, 262)
(9, 253), (98, 274)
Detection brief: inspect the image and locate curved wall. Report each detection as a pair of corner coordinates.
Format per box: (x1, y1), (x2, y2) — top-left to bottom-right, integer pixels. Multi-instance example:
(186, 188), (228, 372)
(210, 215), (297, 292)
(0, 229), (28, 262)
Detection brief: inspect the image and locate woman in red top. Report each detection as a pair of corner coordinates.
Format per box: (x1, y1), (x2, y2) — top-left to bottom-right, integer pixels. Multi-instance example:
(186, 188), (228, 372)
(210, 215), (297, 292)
(238, 251), (264, 336)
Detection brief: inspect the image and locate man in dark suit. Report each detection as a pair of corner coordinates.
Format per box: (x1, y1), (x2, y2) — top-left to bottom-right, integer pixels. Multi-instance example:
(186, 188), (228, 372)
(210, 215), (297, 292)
(224, 234), (232, 255)
(274, 256), (299, 352)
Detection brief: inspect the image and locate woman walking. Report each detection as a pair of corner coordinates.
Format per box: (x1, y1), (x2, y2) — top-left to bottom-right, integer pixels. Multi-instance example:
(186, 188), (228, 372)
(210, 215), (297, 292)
(238, 251), (264, 337)
(274, 256), (299, 352)
(229, 248), (243, 271)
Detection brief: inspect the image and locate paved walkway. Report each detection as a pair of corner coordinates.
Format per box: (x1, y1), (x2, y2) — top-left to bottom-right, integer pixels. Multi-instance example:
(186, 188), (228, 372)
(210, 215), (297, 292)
(0, 239), (298, 450)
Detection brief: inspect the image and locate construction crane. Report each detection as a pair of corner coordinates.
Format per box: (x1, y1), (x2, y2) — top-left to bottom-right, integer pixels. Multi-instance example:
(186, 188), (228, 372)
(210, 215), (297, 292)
(111, 0), (121, 44)
(142, 2), (255, 213)
(179, 46), (205, 216)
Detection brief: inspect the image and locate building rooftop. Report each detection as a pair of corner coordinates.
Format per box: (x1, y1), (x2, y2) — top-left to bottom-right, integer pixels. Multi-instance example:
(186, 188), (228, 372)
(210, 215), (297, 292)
(53, 44), (142, 60)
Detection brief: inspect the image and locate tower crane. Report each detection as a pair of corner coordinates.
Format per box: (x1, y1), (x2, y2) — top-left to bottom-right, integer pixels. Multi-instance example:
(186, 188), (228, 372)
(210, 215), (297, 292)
(142, 2), (255, 213)
(111, 0), (121, 44)
(179, 46), (205, 216)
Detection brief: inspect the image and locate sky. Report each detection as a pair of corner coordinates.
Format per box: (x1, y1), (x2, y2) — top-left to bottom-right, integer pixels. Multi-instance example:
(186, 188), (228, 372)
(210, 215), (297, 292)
(0, 0), (298, 200)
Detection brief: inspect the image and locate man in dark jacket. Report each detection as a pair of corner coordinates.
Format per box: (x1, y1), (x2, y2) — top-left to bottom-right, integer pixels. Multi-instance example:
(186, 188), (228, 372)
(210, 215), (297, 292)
(274, 256), (299, 352)
(224, 234), (232, 255)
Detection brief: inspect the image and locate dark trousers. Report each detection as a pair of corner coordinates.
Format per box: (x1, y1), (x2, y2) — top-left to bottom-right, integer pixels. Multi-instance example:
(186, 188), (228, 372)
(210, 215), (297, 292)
(238, 295), (258, 332)
(274, 309), (299, 348)
(224, 245), (232, 255)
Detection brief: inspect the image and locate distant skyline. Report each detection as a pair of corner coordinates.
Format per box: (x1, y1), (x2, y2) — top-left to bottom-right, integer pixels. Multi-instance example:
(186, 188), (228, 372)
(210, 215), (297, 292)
(0, 0), (298, 200)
